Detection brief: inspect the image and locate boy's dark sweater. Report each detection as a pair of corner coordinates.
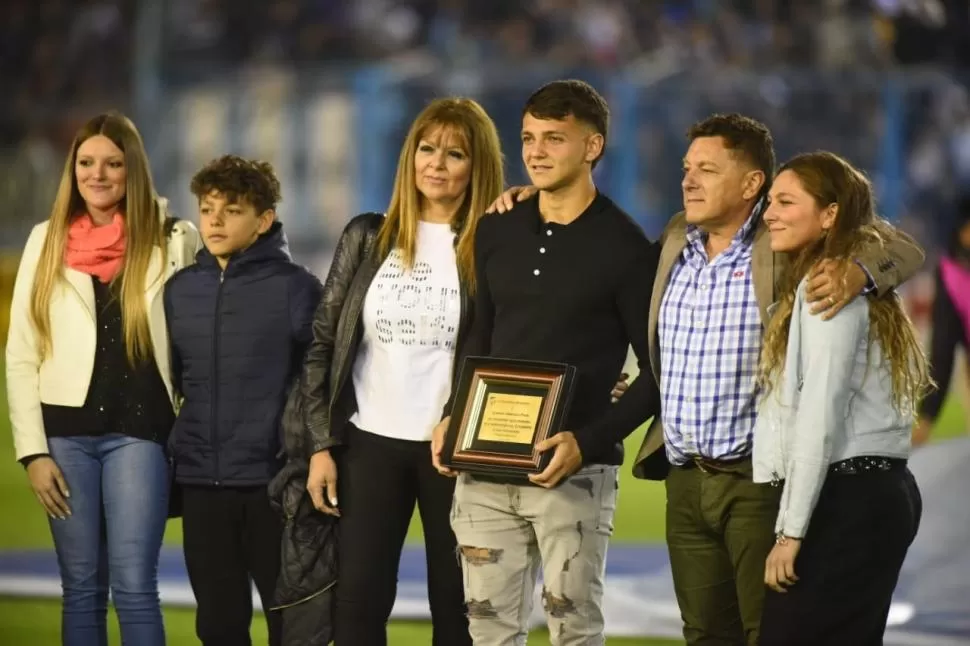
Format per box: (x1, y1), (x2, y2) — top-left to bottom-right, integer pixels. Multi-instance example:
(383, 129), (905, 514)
(165, 222), (322, 487)
(456, 192), (661, 466)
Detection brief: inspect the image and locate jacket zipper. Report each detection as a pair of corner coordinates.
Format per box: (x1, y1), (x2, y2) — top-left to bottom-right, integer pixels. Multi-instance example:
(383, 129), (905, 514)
(211, 270), (225, 485)
(268, 579), (337, 611)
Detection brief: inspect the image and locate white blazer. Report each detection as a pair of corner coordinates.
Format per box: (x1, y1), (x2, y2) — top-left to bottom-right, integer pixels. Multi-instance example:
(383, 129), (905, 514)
(6, 204), (202, 461)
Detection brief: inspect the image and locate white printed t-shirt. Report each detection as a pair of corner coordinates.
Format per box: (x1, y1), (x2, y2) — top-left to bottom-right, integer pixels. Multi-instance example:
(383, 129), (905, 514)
(349, 220), (461, 441)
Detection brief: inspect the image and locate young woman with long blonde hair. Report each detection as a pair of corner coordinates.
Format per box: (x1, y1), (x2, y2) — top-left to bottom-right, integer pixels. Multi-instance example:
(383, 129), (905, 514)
(5, 112), (201, 645)
(754, 151), (929, 645)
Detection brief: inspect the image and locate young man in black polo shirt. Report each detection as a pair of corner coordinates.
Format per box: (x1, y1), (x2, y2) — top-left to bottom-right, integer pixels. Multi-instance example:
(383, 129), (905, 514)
(432, 80), (660, 645)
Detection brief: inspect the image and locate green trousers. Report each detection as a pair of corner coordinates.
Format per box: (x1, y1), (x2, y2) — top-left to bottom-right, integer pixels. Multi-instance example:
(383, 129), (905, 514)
(665, 458), (782, 646)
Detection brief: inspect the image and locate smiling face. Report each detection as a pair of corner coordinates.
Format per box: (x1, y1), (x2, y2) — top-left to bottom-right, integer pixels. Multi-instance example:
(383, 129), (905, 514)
(74, 134), (127, 215)
(764, 169), (838, 253)
(413, 124), (472, 211)
(521, 112), (602, 192)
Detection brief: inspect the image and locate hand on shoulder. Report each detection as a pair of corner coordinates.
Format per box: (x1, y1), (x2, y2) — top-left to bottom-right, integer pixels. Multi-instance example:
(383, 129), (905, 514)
(486, 186), (537, 214)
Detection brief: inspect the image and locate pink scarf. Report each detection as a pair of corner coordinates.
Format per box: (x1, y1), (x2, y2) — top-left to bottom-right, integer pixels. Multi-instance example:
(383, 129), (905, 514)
(64, 213), (126, 283)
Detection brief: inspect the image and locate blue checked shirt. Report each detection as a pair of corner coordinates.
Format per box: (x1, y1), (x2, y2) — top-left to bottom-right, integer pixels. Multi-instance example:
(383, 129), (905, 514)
(659, 210), (763, 465)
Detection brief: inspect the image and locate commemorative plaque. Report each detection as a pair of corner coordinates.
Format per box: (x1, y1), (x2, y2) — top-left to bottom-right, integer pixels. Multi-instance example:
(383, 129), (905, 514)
(440, 357), (576, 482)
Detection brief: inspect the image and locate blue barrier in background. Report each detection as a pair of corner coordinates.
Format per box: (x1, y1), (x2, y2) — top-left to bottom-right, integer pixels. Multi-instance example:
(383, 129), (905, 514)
(119, 68), (917, 250)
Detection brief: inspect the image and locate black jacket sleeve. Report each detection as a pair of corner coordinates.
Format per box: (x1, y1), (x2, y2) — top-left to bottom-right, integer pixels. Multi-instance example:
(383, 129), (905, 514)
(919, 267), (965, 422)
(302, 214), (379, 453)
(289, 270), (325, 349)
(573, 240), (662, 464)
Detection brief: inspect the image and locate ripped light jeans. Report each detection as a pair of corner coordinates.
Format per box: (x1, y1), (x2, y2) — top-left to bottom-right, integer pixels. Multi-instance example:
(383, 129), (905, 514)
(450, 465), (619, 646)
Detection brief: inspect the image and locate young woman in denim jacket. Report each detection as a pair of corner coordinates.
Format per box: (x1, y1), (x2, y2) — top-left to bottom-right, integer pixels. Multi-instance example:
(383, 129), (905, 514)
(754, 151), (930, 645)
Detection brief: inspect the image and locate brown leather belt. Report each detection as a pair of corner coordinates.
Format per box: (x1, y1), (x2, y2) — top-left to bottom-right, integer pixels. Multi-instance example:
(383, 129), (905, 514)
(680, 455), (751, 475)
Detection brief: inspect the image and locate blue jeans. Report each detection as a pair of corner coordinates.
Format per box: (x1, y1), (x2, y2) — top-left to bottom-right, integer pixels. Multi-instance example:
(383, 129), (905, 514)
(47, 434), (169, 646)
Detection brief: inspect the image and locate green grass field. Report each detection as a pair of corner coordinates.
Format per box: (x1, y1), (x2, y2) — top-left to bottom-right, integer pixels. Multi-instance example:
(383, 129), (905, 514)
(0, 359), (965, 645)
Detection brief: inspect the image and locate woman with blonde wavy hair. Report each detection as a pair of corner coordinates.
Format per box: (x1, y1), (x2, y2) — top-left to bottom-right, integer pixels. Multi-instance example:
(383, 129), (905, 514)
(5, 112), (200, 646)
(753, 151), (929, 645)
(294, 97), (503, 645)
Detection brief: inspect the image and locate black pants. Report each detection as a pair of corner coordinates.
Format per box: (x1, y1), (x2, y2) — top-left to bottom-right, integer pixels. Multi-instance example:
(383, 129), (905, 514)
(760, 467), (922, 646)
(334, 427), (470, 646)
(182, 485), (283, 646)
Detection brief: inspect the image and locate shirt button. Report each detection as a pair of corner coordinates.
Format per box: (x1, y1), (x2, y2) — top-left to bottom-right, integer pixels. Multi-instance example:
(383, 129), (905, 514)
(546, 230), (553, 236)
(539, 247), (546, 254)
(534, 269), (540, 276)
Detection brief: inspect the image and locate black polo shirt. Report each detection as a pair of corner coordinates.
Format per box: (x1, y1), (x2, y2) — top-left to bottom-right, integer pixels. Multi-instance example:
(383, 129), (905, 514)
(460, 191), (660, 466)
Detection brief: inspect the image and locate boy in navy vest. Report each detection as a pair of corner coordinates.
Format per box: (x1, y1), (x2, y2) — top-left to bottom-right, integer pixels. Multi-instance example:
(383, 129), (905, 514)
(165, 155), (322, 646)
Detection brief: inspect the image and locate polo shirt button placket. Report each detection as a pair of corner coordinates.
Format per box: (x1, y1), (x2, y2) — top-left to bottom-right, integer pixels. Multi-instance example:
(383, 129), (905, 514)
(535, 228), (553, 276)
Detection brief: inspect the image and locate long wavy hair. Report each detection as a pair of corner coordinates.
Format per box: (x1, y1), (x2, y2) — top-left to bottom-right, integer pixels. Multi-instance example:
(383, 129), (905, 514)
(377, 97), (505, 294)
(30, 112), (165, 364)
(758, 151), (932, 416)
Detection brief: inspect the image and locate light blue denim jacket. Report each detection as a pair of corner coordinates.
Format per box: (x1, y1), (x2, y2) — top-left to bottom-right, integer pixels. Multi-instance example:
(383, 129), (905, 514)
(752, 280), (912, 538)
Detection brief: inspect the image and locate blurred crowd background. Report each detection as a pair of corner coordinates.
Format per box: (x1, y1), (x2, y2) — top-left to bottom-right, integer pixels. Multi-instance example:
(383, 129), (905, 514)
(1, 0), (970, 313)
(0, 3), (968, 643)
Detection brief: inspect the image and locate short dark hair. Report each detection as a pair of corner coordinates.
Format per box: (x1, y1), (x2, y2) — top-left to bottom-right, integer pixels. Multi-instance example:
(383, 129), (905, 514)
(687, 113), (776, 197)
(190, 155), (282, 213)
(523, 79), (610, 167)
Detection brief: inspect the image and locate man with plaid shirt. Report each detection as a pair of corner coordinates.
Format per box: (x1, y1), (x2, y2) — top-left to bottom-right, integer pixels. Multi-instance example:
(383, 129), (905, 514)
(631, 114), (925, 646)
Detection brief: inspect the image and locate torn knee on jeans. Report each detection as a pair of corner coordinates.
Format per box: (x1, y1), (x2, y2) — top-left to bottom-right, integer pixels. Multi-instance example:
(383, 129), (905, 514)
(466, 598), (498, 619)
(459, 545), (503, 565)
(542, 588), (577, 618)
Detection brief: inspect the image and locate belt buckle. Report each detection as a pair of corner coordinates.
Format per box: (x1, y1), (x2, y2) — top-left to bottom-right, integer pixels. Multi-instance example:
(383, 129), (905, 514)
(692, 456), (709, 474)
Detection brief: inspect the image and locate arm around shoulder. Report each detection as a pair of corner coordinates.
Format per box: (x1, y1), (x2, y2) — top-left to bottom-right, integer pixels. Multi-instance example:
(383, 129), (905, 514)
(856, 226), (925, 296)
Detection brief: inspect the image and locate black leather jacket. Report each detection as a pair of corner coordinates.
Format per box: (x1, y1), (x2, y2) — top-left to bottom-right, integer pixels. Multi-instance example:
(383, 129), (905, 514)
(269, 372), (337, 645)
(301, 212), (474, 453)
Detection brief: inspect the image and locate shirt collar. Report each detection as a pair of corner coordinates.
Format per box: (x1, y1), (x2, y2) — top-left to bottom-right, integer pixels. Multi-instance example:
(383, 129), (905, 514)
(528, 190), (606, 234)
(685, 197), (765, 252)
